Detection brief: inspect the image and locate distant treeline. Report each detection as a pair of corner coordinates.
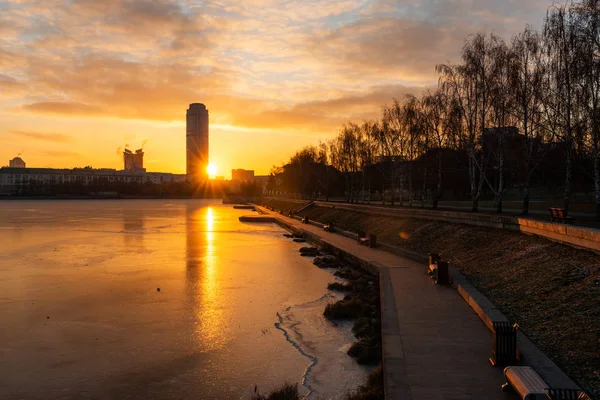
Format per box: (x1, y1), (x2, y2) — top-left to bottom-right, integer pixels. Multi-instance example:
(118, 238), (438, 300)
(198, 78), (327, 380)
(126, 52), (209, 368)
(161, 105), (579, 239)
(268, 0), (600, 217)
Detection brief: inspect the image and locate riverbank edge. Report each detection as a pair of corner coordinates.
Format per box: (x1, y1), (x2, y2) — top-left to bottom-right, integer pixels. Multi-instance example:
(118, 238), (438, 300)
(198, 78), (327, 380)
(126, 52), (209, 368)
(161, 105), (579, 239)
(257, 206), (585, 398)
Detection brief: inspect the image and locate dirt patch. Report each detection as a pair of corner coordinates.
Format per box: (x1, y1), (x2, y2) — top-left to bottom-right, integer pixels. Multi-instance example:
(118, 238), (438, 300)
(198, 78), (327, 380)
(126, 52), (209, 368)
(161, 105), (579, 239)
(299, 205), (600, 399)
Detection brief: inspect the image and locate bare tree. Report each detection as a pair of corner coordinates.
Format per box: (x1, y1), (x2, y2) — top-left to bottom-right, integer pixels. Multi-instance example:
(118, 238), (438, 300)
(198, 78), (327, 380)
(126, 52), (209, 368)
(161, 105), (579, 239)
(383, 99), (409, 205)
(485, 36), (516, 213)
(437, 33), (497, 211)
(574, 0), (600, 218)
(542, 2), (583, 213)
(509, 26), (549, 215)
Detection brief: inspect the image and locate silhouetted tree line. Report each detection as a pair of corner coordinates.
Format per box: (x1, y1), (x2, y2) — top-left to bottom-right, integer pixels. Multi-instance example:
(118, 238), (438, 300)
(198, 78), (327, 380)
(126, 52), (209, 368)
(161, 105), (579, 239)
(269, 0), (600, 218)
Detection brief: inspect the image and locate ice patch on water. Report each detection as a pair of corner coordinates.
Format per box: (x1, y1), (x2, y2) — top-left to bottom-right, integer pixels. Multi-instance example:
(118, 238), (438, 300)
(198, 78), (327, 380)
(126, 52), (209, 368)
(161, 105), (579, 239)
(275, 292), (371, 399)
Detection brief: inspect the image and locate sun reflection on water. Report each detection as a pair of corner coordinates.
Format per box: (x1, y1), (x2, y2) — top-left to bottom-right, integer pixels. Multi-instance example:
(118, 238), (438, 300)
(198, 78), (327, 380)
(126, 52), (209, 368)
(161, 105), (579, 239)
(186, 205), (229, 352)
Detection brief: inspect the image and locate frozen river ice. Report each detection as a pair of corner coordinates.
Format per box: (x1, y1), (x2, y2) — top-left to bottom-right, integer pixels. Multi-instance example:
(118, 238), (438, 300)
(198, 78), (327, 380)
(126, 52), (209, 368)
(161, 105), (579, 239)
(0, 199), (368, 399)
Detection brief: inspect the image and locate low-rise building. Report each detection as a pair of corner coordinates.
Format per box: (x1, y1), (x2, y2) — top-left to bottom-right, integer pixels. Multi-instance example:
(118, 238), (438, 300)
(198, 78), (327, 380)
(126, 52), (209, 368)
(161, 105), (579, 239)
(0, 167), (186, 195)
(231, 169), (254, 182)
(124, 149), (145, 172)
(8, 157), (26, 168)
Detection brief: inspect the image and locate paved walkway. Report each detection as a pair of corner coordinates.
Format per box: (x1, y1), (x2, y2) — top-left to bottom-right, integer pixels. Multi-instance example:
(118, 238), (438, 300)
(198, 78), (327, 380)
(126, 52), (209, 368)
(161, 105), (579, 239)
(258, 208), (516, 400)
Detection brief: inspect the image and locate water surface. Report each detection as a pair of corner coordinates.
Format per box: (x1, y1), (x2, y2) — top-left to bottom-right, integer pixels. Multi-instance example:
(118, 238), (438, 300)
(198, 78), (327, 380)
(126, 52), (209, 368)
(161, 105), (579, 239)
(0, 200), (367, 399)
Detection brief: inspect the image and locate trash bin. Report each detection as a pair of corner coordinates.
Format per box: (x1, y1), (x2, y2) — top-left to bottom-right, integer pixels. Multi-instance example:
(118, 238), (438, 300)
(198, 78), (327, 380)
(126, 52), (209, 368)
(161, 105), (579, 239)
(368, 234), (377, 248)
(434, 260), (449, 284)
(357, 231), (366, 243)
(490, 322), (518, 366)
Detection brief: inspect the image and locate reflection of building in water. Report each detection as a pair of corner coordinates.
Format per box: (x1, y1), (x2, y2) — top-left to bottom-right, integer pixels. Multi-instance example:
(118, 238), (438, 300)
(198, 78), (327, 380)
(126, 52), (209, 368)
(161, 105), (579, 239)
(185, 204), (227, 351)
(122, 208), (145, 249)
(186, 203), (202, 285)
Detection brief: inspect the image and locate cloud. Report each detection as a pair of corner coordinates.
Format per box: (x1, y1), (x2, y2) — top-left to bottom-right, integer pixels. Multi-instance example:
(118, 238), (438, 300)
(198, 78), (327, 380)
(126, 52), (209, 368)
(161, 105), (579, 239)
(43, 150), (81, 158)
(308, 17), (472, 84)
(9, 130), (74, 142)
(0, 74), (29, 98)
(231, 84), (426, 131)
(1, 0), (549, 134)
(20, 102), (106, 116)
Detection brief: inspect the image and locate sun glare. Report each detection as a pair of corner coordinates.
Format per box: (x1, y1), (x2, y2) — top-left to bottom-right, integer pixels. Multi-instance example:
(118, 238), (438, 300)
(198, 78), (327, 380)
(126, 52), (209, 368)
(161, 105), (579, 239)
(207, 163), (217, 177)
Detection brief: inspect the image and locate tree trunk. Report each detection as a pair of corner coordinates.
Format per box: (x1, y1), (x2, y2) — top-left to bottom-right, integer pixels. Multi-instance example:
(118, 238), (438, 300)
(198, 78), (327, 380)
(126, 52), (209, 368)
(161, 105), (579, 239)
(390, 170), (395, 206)
(433, 149), (442, 210)
(399, 167), (405, 207)
(522, 179), (530, 216)
(361, 171), (365, 204)
(563, 144), (572, 213)
(408, 166), (413, 207)
(594, 124), (600, 220)
(421, 165), (428, 208)
(469, 154), (478, 212)
(496, 140), (504, 214)
(345, 175), (351, 203)
(381, 170), (385, 205)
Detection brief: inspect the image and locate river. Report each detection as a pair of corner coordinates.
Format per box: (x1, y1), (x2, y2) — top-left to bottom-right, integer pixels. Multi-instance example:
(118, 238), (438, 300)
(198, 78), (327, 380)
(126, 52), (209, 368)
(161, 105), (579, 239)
(0, 199), (368, 399)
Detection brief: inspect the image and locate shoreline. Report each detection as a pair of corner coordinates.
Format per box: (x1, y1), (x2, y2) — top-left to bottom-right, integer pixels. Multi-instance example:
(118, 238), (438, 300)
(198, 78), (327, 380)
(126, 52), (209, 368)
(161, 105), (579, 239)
(0, 195), (217, 200)
(259, 224), (383, 400)
(264, 199), (599, 399)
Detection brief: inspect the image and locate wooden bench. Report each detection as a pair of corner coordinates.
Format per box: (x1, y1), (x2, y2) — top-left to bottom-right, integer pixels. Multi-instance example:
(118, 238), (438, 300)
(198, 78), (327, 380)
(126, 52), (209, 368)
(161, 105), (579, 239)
(545, 388), (592, 400)
(427, 253), (440, 277)
(502, 366), (549, 399)
(428, 260), (449, 285)
(357, 232), (376, 248)
(549, 208), (575, 224)
(323, 222), (335, 232)
(357, 231), (366, 244)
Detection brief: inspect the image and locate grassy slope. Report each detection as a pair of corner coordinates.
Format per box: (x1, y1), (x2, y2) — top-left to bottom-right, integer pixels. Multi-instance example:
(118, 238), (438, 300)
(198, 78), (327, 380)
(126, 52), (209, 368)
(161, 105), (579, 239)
(263, 199), (308, 213)
(298, 205), (600, 399)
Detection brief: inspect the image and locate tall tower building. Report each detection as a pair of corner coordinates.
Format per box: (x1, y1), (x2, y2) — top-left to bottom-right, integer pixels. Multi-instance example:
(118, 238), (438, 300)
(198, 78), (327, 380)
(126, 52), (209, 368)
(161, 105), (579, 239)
(186, 103), (209, 181)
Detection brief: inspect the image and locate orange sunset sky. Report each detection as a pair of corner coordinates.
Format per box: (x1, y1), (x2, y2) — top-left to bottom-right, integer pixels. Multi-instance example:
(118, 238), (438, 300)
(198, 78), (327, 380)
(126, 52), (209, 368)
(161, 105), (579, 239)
(1, 0), (547, 178)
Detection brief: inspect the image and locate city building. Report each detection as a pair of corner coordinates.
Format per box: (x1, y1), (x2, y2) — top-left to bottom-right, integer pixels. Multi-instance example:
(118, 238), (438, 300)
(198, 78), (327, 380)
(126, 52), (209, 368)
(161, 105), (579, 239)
(123, 149), (145, 172)
(186, 103), (209, 182)
(231, 169), (254, 182)
(0, 167), (186, 196)
(8, 157), (26, 168)
(253, 175), (270, 192)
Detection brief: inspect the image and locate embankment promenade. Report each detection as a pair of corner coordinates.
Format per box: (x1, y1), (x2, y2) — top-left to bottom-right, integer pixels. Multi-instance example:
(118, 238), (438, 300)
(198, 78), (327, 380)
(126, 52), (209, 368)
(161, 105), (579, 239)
(250, 204), (589, 399)
(271, 199), (600, 253)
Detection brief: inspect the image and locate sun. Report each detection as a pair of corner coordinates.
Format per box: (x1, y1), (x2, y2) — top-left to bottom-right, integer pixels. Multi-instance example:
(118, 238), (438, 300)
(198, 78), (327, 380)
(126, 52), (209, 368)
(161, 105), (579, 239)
(206, 163), (217, 177)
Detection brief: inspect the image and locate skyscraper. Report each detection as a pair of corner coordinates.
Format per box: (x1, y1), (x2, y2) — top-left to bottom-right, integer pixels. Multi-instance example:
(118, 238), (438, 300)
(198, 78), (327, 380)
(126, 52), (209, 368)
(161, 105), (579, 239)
(186, 103), (209, 181)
